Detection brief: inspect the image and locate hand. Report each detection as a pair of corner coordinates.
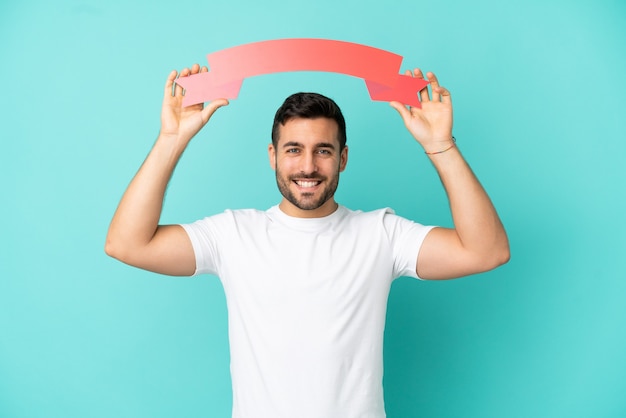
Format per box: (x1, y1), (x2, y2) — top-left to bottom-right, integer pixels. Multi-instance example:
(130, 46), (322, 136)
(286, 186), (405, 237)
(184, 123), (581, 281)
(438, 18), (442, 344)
(390, 69), (453, 153)
(160, 64), (229, 144)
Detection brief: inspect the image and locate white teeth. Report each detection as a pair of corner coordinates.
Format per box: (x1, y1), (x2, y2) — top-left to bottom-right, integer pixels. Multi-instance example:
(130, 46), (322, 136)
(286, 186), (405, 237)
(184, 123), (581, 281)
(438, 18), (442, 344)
(296, 181), (319, 188)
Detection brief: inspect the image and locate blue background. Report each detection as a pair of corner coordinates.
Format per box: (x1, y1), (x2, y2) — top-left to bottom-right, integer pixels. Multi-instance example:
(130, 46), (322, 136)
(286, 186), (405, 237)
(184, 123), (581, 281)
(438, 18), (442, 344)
(1, 0), (625, 417)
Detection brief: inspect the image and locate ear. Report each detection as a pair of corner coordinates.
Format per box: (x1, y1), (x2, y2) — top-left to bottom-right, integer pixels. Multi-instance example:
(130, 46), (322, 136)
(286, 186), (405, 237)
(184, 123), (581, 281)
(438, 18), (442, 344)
(268, 143), (276, 170)
(339, 146), (348, 172)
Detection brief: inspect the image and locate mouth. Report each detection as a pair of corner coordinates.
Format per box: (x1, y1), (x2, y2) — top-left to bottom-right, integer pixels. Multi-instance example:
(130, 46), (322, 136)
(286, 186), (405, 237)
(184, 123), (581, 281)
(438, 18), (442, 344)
(293, 179), (322, 189)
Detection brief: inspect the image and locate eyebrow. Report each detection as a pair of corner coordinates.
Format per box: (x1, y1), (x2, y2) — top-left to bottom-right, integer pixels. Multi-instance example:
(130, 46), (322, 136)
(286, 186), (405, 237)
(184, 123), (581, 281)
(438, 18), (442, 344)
(282, 141), (336, 149)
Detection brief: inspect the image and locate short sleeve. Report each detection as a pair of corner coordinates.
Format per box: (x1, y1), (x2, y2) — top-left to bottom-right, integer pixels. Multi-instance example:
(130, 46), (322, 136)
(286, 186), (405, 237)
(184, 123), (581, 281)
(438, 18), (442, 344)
(382, 210), (435, 280)
(180, 217), (221, 276)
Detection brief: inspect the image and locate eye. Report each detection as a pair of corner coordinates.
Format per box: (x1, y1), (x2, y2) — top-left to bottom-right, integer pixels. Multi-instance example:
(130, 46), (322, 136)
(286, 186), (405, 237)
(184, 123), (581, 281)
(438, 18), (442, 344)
(286, 148), (300, 153)
(317, 149), (332, 155)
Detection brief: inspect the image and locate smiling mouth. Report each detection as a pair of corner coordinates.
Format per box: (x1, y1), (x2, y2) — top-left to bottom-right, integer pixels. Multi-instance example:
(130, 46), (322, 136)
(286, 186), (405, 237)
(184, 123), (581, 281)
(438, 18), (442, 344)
(294, 180), (322, 188)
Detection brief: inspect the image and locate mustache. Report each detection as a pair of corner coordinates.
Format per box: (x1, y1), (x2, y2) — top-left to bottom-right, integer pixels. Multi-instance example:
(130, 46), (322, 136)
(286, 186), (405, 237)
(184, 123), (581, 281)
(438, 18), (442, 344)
(288, 173), (326, 180)
(289, 172), (326, 180)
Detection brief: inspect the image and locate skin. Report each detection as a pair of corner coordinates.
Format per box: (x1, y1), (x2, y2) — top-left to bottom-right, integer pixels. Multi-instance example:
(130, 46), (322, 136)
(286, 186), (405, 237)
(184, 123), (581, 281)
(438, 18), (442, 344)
(390, 69), (509, 279)
(268, 117), (348, 218)
(105, 65), (509, 280)
(105, 64), (227, 276)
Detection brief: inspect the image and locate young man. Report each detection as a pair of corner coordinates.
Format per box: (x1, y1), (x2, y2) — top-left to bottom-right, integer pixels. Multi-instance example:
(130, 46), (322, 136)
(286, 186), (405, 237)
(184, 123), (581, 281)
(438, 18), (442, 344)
(105, 64), (509, 417)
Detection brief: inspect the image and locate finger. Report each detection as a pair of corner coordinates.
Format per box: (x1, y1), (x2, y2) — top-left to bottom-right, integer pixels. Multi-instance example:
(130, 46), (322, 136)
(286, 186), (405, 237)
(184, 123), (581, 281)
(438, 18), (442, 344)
(186, 65), (201, 97)
(389, 100), (411, 123)
(201, 98), (230, 122)
(165, 70), (178, 97)
(436, 86), (452, 105)
(175, 67), (190, 96)
(427, 72), (441, 102)
(411, 68), (429, 102)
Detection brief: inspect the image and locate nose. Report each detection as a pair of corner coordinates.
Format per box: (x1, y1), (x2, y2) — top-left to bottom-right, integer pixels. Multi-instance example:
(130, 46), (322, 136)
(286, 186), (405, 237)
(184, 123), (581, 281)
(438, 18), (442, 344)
(301, 151), (318, 174)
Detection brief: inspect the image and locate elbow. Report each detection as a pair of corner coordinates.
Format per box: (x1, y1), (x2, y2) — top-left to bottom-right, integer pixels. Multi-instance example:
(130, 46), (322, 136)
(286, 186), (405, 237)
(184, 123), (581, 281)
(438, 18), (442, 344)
(104, 237), (119, 260)
(486, 242), (511, 271)
(495, 245), (511, 267)
(104, 235), (153, 270)
(104, 235), (127, 262)
(470, 241), (510, 275)
(485, 229), (510, 270)
(498, 233), (511, 266)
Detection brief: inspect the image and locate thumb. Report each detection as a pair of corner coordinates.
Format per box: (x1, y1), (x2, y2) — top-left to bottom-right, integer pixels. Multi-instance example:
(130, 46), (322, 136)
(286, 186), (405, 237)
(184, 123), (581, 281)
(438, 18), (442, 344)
(201, 98), (230, 123)
(389, 101), (411, 121)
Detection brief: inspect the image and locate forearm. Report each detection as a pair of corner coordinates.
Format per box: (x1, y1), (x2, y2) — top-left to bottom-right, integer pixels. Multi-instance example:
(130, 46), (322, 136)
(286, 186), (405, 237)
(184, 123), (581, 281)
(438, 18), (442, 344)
(105, 133), (186, 259)
(429, 146), (510, 267)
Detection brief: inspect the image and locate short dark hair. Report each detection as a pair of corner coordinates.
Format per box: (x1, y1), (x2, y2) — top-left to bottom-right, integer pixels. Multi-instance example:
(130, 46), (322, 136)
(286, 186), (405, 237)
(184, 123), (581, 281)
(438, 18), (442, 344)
(271, 92), (347, 150)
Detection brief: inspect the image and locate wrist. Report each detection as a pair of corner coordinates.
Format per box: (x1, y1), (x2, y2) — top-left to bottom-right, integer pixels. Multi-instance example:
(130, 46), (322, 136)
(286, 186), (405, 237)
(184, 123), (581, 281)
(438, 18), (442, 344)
(155, 132), (191, 157)
(423, 136), (456, 155)
(157, 129), (192, 144)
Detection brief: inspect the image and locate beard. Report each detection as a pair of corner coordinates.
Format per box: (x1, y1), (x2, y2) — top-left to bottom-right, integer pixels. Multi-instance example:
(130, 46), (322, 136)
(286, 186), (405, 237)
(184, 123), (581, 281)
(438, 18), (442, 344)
(275, 168), (340, 211)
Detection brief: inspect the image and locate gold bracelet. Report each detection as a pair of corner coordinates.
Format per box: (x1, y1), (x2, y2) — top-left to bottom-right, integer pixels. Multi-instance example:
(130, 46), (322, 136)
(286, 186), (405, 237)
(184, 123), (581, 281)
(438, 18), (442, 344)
(425, 136), (456, 155)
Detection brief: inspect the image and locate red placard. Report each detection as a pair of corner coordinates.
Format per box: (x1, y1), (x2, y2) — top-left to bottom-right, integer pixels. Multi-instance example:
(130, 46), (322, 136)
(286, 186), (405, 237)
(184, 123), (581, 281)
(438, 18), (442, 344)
(175, 39), (429, 107)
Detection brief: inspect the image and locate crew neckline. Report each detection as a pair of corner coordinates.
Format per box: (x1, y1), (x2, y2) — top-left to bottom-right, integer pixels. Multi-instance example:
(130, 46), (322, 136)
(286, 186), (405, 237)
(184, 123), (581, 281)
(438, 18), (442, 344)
(267, 204), (348, 230)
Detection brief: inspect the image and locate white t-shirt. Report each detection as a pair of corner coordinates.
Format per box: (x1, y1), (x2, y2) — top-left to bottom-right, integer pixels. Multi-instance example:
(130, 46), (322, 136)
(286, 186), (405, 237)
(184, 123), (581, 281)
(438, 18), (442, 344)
(181, 205), (434, 418)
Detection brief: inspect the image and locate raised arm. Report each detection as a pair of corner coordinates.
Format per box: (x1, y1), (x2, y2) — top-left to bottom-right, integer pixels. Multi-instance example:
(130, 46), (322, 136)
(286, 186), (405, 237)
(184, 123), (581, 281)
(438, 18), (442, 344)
(390, 69), (509, 280)
(105, 64), (228, 276)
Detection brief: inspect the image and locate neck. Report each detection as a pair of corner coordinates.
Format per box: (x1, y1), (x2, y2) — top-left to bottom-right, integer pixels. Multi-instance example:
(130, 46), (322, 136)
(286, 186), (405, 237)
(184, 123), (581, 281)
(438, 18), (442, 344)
(278, 199), (339, 218)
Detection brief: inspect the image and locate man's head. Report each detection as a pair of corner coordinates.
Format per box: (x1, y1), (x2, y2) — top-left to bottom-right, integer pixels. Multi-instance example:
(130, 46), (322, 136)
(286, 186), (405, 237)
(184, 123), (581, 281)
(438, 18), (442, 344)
(271, 92), (347, 151)
(268, 93), (349, 218)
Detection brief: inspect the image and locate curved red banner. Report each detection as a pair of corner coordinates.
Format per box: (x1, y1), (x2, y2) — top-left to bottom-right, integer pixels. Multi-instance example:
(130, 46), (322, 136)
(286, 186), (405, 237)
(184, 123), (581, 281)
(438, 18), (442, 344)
(174, 39), (429, 107)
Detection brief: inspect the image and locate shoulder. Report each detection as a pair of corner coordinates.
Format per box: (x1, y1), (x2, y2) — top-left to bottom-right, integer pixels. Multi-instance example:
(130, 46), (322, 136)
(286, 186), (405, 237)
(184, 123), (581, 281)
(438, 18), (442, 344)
(338, 207), (415, 236)
(341, 206), (397, 224)
(181, 208), (271, 234)
(195, 208), (270, 223)
(224, 208), (270, 221)
(342, 206), (433, 239)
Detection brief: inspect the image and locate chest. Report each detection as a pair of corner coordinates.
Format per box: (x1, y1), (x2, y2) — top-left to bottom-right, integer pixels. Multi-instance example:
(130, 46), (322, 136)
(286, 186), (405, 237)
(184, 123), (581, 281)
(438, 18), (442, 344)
(215, 223), (393, 316)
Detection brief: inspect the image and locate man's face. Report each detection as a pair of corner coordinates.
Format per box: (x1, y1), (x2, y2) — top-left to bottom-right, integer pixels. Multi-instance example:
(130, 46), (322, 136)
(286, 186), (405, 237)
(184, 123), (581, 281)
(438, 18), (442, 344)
(268, 117), (348, 218)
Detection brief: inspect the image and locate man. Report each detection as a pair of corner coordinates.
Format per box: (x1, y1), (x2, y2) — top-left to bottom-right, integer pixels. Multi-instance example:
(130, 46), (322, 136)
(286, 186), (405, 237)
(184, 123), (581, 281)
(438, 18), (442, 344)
(105, 63), (509, 417)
